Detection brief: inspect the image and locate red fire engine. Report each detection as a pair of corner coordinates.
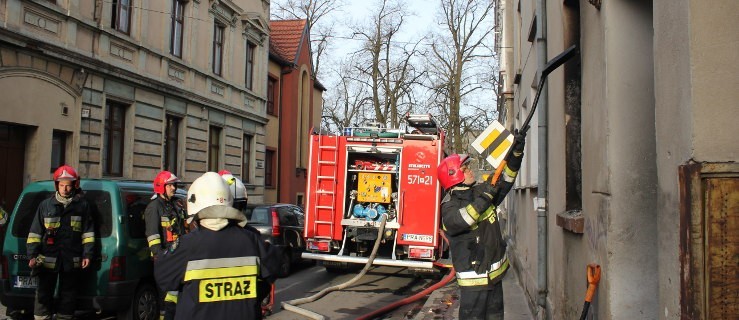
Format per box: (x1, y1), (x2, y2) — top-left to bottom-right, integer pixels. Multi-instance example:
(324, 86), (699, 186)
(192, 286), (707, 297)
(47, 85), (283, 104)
(302, 114), (446, 272)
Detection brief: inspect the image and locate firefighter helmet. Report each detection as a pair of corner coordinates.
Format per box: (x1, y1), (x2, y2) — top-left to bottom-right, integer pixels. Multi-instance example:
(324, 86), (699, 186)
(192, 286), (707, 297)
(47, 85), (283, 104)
(153, 171), (180, 195)
(437, 154), (471, 190)
(53, 165), (80, 189)
(186, 172), (233, 218)
(219, 170), (248, 208)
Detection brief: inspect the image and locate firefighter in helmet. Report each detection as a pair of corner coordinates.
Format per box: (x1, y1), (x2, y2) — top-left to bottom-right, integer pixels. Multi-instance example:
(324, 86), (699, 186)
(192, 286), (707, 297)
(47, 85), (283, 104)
(144, 170), (186, 320)
(218, 170), (248, 210)
(154, 172), (278, 319)
(27, 165), (95, 320)
(437, 130), (526, 320)
(218, 170), (280, 316)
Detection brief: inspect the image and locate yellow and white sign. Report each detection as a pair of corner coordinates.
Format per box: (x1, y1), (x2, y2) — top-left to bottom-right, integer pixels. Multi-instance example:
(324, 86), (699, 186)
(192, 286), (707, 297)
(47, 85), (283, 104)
(471, 120), (513, 169)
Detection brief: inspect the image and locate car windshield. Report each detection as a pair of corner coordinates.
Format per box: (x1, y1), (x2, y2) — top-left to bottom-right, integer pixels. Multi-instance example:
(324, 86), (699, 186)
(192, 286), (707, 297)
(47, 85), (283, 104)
(12, 191), (113, 238)
(246, 207), (270, 224)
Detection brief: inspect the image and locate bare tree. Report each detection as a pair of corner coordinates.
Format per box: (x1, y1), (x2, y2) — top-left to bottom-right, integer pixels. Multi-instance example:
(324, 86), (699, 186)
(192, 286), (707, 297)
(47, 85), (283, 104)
(271, 0), (344, 77)
(426, 0), (496, 153)
(350, 0), (426, 127)
(321, 57), (373, 132)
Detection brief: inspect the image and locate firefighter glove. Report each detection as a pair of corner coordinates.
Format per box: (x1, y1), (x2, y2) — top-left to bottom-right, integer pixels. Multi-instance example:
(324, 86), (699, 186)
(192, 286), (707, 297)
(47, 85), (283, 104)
(512, 129), (526, 155)
(506, 129), (526, 171)
(475, 182), (499, 203)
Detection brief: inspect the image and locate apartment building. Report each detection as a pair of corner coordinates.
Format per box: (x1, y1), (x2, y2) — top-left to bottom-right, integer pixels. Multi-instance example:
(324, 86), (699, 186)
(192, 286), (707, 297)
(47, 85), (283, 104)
(0, 0), (272, 206)
(496, 0), (738, 319)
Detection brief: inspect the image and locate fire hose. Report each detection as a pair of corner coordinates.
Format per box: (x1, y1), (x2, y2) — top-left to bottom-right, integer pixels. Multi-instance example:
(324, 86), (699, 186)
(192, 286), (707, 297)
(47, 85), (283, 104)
(281, 214), (388, 320)
(355, 232), (455, 320)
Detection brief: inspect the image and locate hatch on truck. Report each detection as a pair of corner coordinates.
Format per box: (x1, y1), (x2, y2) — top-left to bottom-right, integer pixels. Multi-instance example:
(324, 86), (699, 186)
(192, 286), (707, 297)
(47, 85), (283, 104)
(405, 114), (439, 135)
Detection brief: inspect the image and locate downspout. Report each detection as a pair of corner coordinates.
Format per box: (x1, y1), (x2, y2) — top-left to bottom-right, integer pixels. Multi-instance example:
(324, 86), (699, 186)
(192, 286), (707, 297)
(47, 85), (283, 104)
(535, 0), (549, 316)
(277, 66), (292, 202)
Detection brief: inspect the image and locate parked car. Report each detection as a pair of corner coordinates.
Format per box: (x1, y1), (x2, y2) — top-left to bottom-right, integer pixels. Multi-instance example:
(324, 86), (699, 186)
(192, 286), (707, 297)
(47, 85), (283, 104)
(243, 203), (306, 277)
(0, 179), (186, 320)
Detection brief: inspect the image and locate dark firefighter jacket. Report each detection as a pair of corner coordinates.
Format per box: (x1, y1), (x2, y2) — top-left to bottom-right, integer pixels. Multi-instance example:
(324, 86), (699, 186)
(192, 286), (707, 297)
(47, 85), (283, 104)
(145, 196), (186, 257)
(27, 192), (95, 272)
(441, 162), (520, 290)
(154, 220), (279, 320)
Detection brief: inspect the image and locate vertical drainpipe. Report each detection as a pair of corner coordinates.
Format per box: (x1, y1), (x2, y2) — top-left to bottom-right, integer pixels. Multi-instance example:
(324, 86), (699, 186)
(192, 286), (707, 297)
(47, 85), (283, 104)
(277, 66), (291, 202)
(535, 0), (549, 315)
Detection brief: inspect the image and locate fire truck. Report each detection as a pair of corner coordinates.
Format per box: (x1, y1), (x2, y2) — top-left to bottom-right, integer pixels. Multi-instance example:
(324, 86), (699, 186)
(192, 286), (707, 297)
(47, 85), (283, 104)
(302, 114), (447, 272)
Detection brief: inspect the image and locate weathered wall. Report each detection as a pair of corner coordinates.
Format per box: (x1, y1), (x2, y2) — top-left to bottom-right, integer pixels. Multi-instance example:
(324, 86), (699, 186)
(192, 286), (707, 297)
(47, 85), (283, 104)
(654, 0), (739, 318)
(602, 1), (658, 319)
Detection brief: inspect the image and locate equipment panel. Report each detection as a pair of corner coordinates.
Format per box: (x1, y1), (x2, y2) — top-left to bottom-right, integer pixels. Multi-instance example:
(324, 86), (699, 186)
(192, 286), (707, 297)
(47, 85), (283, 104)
(357, 172), (392, 203)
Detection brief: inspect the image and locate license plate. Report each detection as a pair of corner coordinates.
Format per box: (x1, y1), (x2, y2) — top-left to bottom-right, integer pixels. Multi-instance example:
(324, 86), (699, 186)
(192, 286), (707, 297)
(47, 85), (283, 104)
(13, 276), (38, 289)
(402, 233), (434, 243)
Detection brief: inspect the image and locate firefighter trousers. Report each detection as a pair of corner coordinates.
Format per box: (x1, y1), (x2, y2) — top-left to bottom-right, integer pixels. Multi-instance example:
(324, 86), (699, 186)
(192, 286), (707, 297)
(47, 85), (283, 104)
(458, 279), (504, 320)
(34, 270), (79, 319)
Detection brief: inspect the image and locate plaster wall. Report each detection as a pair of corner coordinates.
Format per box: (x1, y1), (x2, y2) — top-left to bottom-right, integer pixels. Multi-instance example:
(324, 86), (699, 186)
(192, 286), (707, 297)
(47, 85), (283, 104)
(601, 1), (658, 318)
(0, 71), (79, 183)
(653, 0), (739, 318)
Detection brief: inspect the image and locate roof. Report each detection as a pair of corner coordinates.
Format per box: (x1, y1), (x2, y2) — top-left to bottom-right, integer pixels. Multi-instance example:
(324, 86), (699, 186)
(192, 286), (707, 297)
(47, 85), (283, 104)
(269, 19), (308, 64)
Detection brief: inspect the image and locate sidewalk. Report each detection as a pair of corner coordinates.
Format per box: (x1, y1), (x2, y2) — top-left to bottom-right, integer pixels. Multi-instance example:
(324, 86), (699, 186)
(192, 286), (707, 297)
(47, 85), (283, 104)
(413, 269), (534, 320)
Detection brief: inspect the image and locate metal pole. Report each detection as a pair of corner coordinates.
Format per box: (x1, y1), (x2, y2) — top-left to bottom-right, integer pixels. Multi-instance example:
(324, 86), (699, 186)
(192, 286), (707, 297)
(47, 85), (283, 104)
(535, 0), (549, 316)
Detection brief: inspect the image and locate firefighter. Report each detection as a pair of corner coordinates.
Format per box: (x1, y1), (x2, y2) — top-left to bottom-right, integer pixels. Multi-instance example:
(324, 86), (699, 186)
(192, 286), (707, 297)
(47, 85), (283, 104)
(437, 131), (526, 320)
(218, 170), (280, 316)
(27, 165), (95, 320)
(144, 170), (186, 320)
(218, 170), (248, 210)
(154, 172), (278, 319)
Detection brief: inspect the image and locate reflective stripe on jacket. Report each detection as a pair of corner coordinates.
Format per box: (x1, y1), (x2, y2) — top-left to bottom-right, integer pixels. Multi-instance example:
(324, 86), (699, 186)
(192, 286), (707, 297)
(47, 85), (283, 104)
(154, 224), (280, 319)
(440, 162), (518, 290)
(144, 196), (186, 257)
(26, 192), (95, 272)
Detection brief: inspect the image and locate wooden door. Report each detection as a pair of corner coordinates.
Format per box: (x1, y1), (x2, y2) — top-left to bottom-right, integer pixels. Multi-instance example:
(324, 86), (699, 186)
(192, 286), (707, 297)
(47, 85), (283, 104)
(0, 123), (25, 213)
(680, 163), (739, 320)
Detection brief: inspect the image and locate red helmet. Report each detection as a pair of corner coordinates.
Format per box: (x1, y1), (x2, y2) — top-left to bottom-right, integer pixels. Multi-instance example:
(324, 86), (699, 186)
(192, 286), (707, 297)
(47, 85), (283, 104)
(437, 154), (470, 190)
(53, 165), (80, 189)
(153, 171), (180, 194)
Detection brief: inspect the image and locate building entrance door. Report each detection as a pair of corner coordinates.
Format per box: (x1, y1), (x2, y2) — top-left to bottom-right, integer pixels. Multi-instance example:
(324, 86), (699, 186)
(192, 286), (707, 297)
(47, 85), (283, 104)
(0, 123), (26, 214)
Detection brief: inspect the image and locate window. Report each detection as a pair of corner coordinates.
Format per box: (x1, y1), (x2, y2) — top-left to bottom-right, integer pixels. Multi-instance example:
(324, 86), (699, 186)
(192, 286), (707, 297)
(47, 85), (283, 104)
(242, 134), (252, 183)
(212, 24), (225, 75)
(111, 0), (132, 34)
(164, 115), (181, 174)
(50, 130), (67, 172)
(245, 42), (256, 89)
(296, 194), (304, 208)
(104, 101), (126, 176)
(14, 191), (113, 238)
(265, 149), (275, 187)
(170, 0), (185, 57)
(123, 192), (149, 238)
(267, 76), (277, 115)
(208, 126), (221, 172)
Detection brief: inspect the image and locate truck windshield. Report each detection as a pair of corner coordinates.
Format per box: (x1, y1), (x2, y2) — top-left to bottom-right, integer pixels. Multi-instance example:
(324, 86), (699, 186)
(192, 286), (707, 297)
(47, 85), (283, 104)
(12, 191), (113, 238)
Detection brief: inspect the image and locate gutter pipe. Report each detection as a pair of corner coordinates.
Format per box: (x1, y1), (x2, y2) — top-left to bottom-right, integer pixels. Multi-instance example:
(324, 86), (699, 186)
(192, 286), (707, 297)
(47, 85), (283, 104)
(535, 0), (549, 315)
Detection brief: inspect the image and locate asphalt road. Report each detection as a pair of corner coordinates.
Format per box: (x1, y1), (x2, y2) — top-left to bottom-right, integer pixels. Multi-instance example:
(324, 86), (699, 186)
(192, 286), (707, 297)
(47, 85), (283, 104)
(268, 262), (439, 320)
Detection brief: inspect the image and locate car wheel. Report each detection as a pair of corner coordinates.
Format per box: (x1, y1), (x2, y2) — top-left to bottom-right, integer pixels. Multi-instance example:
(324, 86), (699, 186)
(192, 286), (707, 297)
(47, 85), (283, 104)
(278, 250), (291, 277)
(118, 283), (159, 320)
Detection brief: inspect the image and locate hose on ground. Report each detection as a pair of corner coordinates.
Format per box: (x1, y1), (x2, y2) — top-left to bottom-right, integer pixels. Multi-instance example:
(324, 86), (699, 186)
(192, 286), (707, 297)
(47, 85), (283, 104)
(355, 230), (455, 320)
(281, 215), (388, 320)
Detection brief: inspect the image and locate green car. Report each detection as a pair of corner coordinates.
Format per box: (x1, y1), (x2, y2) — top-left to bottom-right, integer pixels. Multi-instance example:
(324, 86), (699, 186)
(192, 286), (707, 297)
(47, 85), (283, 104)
(0, 179), (185, 320)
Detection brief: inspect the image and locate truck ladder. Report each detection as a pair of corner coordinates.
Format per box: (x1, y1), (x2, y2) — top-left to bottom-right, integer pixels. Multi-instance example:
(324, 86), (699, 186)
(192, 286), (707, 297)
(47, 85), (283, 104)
(312, 135), (339, 239)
